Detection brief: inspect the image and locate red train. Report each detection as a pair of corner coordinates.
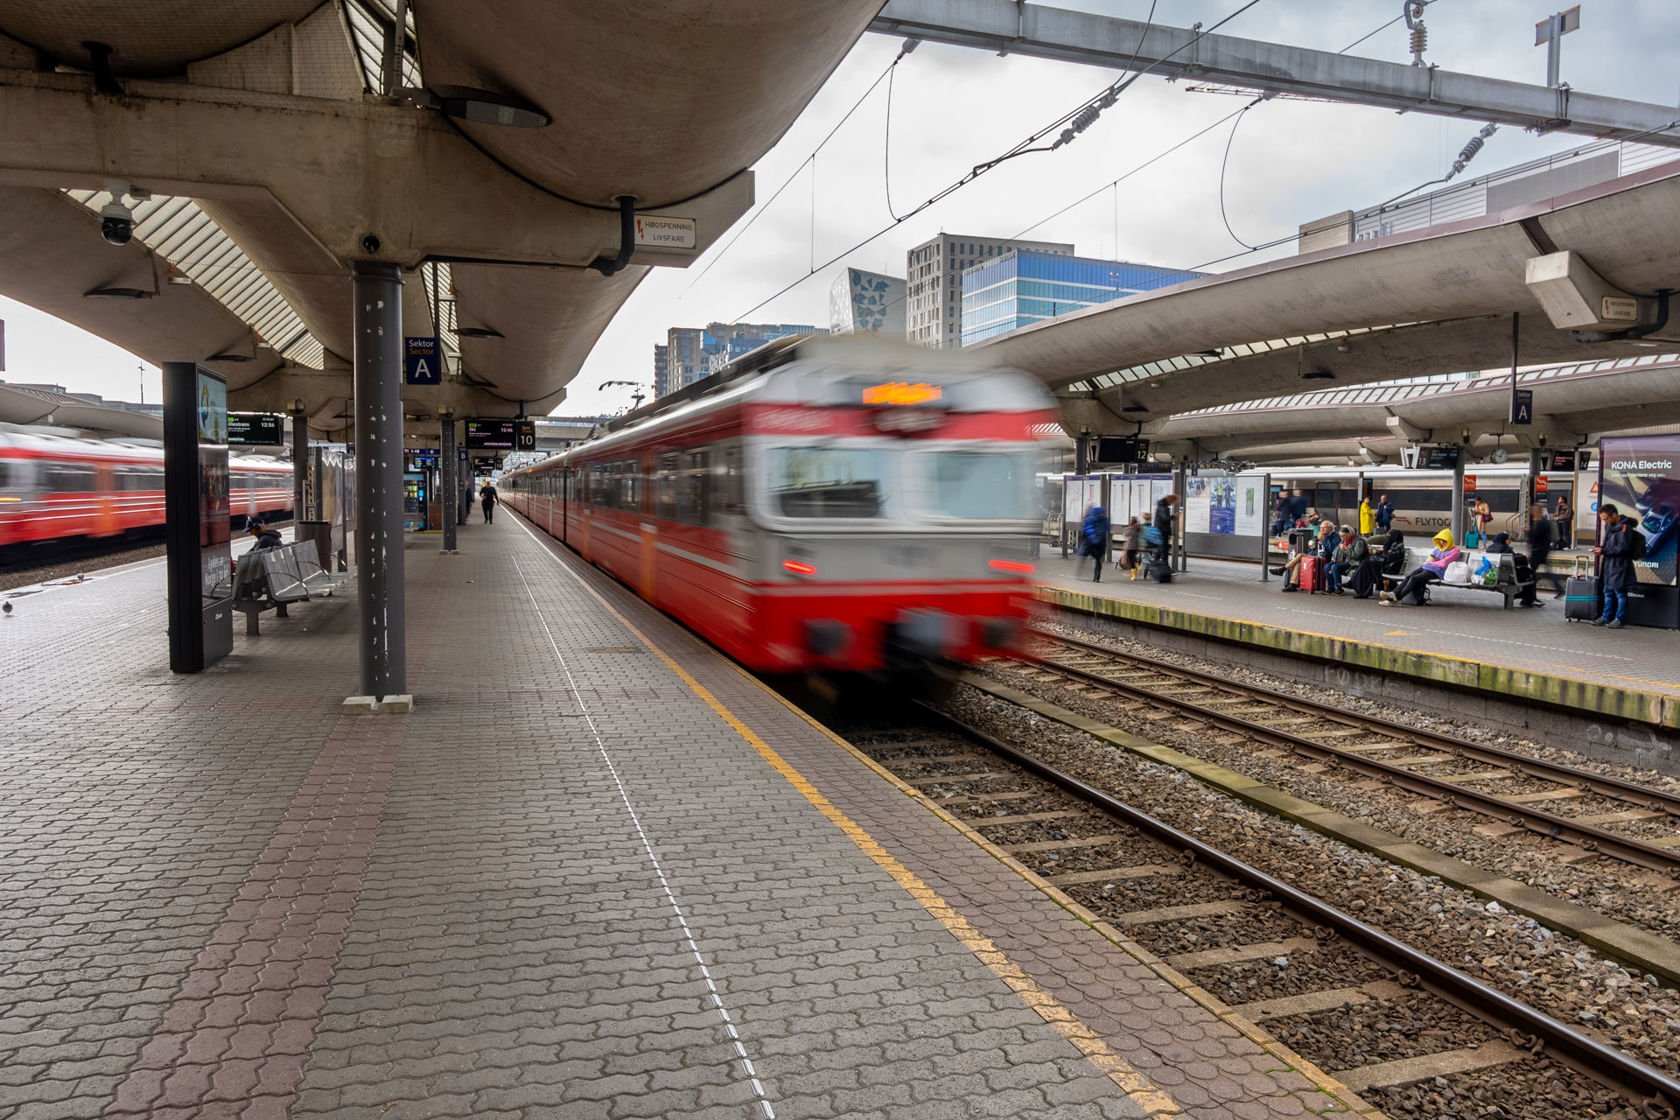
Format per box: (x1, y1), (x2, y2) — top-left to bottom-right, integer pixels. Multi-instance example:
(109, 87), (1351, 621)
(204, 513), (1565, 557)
(0, 428), (293, 557)
(501, 335), (1059, 674)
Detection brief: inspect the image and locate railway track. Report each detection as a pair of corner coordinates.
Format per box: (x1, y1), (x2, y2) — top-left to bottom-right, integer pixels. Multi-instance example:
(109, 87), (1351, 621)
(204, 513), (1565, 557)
(846, 703), (1680, 1120)
(1015, 630), (1680, 877)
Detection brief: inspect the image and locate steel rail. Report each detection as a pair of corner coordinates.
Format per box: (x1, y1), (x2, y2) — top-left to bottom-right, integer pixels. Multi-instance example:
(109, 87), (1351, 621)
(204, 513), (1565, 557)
(1039, 629), (1680, 816)
(1023, 632), (1680, 875)
(916, 701), (1680, 1115)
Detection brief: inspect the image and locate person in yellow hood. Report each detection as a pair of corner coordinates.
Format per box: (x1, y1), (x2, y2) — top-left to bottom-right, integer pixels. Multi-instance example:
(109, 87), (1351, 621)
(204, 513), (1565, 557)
(1380, 529), (1462, 605)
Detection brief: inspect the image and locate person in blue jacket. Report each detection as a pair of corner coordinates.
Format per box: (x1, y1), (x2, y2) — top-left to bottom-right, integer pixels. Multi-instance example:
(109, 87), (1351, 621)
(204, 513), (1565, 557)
(1080, 505), (1110, 583)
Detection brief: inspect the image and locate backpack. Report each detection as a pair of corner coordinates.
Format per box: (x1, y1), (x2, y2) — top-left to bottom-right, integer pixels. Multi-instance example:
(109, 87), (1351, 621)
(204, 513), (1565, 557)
(1626, 525), (1647, 561)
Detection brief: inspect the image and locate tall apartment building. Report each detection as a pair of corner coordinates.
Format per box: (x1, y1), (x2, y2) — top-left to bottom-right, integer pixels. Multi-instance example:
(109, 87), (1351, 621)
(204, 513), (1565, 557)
(905, 233), (1073, 349)
(653, 322), (826, 398)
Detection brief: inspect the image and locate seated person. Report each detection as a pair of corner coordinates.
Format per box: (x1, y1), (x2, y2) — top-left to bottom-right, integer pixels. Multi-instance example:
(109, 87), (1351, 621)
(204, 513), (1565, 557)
(1379, 530), (1460, 606)
(1282, 522), (1337, 592)
(248, 517), (283, 551)
(1327, 525), (1368, 595)
(1351, 529), (1406, 599)
(1485, 532), (1512, 554)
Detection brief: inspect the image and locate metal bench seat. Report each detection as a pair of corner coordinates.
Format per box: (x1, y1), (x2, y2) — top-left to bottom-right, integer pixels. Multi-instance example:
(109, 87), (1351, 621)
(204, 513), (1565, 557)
(232, 542), (334, 634)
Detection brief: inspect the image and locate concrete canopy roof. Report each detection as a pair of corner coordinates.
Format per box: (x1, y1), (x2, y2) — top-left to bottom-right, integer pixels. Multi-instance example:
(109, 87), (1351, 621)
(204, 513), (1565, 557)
(0, 2), (883, 418)
(982, 160), (1680, 423)
(1147, 356), (1680, 464)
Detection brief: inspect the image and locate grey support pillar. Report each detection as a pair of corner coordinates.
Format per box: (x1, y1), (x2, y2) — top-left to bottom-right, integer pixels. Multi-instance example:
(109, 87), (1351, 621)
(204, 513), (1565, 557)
(290, 408), (308, 526)
(1173, 458), (1189, 572)
(1451, 449), (1467, 544)
(440, 410), (458, 552)
(352, 261), (406, 700)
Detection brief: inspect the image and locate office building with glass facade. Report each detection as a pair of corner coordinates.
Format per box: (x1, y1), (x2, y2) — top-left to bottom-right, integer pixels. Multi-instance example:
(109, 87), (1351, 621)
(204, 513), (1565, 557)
(960, 251), (1204, 347)
(905, 234), (1073, 349)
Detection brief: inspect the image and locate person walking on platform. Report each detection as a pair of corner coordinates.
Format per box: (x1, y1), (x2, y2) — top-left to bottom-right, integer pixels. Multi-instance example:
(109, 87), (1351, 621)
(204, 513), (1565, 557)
(1593, 504), (1635, 628)
(1118, 516), (1143, 580)
(1358, 494), (1375, 537)
(1151, 493), (1179, 572)
(480, 481), (499, 524)
(1374, 494), (1394, 534)
(1380, 530), (1460, 606)
(1327, 525), (1367, 595)
(1079, 504), (1110, 582)
(1288, 489), (1309, 525)
(1527, 505), (1562, 602)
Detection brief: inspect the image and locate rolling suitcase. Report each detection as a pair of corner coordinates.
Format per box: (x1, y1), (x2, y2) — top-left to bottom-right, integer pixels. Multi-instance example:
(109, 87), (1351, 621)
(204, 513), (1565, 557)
(1563, 558), (1599, 622)
(1297, 554), (1322, 593)
(1148, 559), (1173, 584)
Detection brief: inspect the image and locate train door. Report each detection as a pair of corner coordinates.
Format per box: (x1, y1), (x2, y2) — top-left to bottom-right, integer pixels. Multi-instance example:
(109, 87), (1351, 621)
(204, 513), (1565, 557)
(560, 467), (569, 545)
(640, 453), (659, 602)
(1314, 483), (1339, 524)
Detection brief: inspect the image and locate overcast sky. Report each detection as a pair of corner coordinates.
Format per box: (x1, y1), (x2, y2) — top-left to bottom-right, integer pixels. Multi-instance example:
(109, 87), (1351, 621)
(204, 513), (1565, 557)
(4, 0), (1677, 416)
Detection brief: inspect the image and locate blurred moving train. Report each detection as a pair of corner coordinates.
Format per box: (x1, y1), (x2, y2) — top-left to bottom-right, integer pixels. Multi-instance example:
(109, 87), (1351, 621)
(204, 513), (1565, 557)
(501, 335), (1058, 674)
(0, 428), (292, 558)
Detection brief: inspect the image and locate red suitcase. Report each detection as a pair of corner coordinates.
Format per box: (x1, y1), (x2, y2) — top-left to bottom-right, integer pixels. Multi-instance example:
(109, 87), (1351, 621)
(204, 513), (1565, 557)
(1297, 554), (1322, 593)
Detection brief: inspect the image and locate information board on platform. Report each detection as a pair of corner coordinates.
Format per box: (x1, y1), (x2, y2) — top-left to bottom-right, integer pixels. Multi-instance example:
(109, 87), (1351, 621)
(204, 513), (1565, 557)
(227, 413), (283, 445)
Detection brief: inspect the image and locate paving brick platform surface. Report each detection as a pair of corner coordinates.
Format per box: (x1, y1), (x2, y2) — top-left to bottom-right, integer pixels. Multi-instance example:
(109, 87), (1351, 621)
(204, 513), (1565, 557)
(1, 522), (1354, 1120)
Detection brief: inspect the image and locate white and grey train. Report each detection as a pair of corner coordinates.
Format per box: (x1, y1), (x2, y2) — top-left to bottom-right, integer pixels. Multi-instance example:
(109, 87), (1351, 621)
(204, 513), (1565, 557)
(1266, 463), (1593, 543)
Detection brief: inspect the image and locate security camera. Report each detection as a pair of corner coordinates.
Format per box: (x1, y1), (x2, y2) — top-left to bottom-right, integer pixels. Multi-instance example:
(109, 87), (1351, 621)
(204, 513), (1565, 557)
(99, 199), (134, 246)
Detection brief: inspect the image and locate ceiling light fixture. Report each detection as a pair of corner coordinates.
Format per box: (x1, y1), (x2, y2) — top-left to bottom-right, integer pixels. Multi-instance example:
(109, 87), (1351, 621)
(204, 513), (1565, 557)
(1301, 369), (1336, 381)
(407, 85), (550, 129)
(83, 286), (154, 300)
(456, 326), (504, 339)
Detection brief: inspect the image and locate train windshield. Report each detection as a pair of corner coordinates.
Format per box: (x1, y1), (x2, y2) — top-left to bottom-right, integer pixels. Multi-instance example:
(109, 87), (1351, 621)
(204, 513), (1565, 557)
(766, 447), (886, 518)
(928, 450), (1037, 520)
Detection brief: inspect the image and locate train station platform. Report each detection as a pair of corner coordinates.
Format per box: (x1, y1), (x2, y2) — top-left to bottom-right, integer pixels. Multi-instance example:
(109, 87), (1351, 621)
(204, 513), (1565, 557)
(0, 519), (1369, 1120)
(1035, 554), (1680, 738)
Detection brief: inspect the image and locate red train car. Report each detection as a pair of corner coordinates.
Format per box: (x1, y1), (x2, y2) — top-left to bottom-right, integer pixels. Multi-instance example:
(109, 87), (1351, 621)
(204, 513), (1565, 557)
(0, 429), (293, 555)
(501, 335), (1058, 674)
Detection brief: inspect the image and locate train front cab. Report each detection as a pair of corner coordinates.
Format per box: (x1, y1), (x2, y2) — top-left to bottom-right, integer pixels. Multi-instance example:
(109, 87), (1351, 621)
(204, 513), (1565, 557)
(739, 386), (1048, 675)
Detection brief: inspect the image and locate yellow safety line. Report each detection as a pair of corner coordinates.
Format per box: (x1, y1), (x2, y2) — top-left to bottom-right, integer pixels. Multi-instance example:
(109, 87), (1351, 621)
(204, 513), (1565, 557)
(520, 520), (1182, 1116)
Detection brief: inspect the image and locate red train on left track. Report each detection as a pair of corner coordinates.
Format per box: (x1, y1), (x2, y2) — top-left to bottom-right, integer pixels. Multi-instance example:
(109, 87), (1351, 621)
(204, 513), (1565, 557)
(0, 428), (293, 558)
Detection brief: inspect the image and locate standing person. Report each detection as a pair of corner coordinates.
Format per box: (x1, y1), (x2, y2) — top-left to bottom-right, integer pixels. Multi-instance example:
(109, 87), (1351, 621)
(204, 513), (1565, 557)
(1152, 493), (1179, 572)
(1288, 488), (1309, 524)
(1593, 503), (1633, 628)
(480, 481), (499, 524)
(1327, 525), (1368, 596)
(1374, 493), (1395, 534)
(1527, 504), (1562, 602)
(1472, 496), (1492, 546)
(1358, 494), (1375, 537)
(1080, 504), (1110, 583)
(1118, 516), (1143, 581)
(1554, 495), (1573, 549)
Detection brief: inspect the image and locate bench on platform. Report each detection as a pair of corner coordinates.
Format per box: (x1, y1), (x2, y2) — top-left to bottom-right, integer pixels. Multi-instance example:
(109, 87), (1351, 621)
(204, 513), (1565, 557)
(232, 542), (334, 635)
(1405, 548), (1533, 610)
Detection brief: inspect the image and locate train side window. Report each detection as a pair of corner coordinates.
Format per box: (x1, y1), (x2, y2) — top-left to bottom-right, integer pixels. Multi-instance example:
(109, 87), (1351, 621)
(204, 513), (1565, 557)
(45, 463), (96, 490)
(656, 453), (679, 521)
(679, 449), (710, 524)
(716, 446), (745, 516)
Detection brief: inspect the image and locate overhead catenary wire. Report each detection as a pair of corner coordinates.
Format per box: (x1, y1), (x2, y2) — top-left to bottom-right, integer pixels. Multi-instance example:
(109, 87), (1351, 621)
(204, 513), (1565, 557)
(1216, 97), (1267, 251)
(733, 0), (1265, 320)
(687, 43), (912, 290)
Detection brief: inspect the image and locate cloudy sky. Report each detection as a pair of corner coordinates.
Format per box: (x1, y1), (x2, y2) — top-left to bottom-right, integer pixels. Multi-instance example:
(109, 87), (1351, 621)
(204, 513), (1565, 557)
(4, 0), (1677, 415)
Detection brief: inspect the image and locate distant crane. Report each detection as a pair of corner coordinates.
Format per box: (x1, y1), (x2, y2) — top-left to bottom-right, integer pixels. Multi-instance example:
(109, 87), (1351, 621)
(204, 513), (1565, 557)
(599, 380), (647, 409)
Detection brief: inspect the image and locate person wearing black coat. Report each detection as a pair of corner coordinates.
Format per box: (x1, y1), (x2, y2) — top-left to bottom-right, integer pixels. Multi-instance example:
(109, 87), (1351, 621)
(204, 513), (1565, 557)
(248, 519), (283, 551)
(1526, 506), (1562, 602)
(1592, 504), (1634, 628)
(1152, 494), (1178, 568)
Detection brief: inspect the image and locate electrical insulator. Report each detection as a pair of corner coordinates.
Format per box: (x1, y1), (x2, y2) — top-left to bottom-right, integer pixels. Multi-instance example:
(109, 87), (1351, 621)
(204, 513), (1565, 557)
(1410, 25), (1427, 58)
(1403, 0), (1428, 68)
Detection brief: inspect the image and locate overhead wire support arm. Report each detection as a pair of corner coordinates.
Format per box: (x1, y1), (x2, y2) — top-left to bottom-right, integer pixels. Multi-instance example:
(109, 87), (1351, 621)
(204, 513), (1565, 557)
(867, 0), (1680, 147)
